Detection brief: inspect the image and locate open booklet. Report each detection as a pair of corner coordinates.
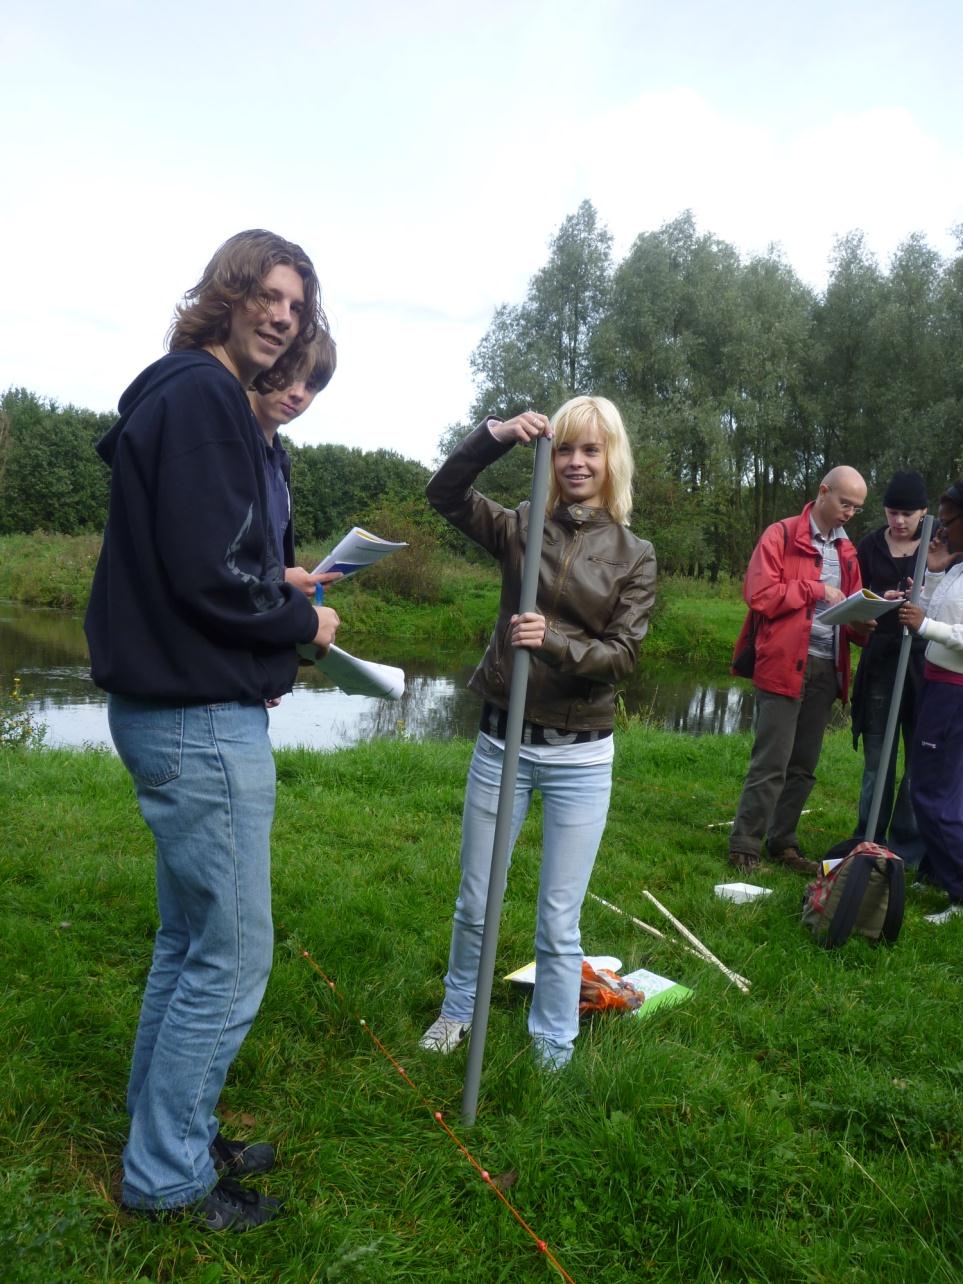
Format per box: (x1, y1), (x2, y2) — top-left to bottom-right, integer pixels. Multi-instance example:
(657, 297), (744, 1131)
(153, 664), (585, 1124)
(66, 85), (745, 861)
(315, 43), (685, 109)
(505, 957), (692, 1021)
(820, 588), (901, 627)
(621, 966), (693, 1019)
(297, 643), (405, 700)
(311, 526), (407, 578)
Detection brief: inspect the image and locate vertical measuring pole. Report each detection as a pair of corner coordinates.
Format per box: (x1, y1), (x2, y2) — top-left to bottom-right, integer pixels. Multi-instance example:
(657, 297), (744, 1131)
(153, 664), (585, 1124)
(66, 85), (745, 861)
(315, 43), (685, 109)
(864, 514), (934, 843)
(461, 433), (553, 1126)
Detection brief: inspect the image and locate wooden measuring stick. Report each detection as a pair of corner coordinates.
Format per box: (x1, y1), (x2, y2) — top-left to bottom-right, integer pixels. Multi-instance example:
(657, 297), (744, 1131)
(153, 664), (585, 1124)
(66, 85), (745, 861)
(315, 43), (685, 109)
(642, 889), (751, 993)
(590, 893), (751, 989)
(707, 807), (814, 831)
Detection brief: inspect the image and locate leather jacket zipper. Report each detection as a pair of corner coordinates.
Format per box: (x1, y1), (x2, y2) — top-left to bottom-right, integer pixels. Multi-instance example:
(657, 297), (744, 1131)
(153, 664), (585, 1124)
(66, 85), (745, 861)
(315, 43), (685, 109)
(549, 528), (582, 628)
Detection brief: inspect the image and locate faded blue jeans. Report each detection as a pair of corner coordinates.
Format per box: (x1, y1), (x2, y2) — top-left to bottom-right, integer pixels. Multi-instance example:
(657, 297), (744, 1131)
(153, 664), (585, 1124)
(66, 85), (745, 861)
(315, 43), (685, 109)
(108, 695), (276, 1210)
(441, 734), (612, 1069)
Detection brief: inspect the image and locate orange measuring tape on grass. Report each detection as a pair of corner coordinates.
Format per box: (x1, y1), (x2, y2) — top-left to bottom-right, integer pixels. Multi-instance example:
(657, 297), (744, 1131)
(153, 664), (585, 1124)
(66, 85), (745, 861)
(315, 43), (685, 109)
(301, 950), (576, 1284)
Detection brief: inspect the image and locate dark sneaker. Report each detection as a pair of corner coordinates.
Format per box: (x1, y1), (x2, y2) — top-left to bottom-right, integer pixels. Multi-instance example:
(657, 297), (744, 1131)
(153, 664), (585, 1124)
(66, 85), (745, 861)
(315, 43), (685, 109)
(729, 849), (761, 873)
(211, 1131), (276, 1176)
(195, 1177), (282, 1231)
(123, 1177), (283, 1232)
(771, 846), (818, 875)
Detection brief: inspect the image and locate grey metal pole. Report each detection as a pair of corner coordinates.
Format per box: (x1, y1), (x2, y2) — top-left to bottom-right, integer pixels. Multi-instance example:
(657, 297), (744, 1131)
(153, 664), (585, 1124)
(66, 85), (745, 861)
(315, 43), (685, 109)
(864, 514), (934, 844)
(461, 433), (553, 1126)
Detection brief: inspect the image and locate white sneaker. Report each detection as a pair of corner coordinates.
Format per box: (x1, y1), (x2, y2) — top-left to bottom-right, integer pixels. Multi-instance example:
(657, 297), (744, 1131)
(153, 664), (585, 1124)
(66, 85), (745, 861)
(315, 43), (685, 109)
(418, 1014), (471, 1053)
(924, 903), (963, 925)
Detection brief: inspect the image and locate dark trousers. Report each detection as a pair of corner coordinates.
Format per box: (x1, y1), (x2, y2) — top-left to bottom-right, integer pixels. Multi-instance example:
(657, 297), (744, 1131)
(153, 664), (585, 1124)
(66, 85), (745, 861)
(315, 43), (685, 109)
(855, 666), (924, 864)
(911, 680), (963, 901)
(730, 656), (838, 859)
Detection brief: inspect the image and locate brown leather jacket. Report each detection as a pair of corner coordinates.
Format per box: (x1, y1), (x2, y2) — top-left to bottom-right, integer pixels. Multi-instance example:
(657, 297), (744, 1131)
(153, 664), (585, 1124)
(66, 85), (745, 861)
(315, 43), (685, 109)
(426, 422), (657, 731)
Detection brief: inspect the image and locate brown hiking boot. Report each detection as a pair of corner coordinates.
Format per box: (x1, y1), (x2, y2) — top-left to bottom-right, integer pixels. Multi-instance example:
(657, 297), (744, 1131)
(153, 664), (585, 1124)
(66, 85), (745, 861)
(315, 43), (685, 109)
(729, 849), (761, 873)
(771, 846), (818, 875)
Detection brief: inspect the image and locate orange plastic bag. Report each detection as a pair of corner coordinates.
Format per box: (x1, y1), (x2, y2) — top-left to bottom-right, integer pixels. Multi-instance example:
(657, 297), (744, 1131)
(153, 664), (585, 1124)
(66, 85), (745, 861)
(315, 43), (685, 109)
(578, 960), (644, 1014)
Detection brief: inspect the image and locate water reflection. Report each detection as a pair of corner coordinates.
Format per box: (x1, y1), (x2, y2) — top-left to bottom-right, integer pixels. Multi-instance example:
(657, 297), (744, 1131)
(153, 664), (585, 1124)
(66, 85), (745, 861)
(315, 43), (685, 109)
(1, 601), (754, 750)
(674, 677), (752, 736)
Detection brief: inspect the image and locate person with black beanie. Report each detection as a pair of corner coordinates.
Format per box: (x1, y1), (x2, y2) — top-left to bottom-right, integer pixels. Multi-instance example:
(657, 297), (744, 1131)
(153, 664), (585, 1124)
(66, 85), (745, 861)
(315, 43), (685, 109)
(851, 470), (929, 864)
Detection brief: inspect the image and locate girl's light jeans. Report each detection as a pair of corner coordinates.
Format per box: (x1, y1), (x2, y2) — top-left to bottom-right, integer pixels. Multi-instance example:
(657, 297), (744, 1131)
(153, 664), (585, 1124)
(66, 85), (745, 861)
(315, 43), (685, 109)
(441, 734), (612, 1068)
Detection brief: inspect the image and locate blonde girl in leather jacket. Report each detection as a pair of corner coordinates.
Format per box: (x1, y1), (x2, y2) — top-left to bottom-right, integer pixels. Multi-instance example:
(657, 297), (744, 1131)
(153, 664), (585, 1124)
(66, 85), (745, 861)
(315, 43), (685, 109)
(419, 396), (656, 1068)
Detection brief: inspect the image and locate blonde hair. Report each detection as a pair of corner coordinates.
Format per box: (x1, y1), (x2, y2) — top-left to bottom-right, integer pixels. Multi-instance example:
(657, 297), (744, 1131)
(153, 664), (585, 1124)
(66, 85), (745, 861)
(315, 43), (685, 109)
(547, 395), (633, 524)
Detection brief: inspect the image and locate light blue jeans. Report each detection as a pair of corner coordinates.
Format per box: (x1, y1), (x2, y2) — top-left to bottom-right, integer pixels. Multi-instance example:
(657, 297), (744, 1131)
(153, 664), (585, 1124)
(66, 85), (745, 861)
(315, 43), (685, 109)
(441, 734), (612, 1068)
(108, 695), (276, 1210)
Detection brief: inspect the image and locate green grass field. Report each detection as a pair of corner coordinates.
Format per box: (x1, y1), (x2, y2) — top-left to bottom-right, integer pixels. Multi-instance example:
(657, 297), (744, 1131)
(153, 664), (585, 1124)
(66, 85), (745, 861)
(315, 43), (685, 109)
(3, 725), (961, 1283)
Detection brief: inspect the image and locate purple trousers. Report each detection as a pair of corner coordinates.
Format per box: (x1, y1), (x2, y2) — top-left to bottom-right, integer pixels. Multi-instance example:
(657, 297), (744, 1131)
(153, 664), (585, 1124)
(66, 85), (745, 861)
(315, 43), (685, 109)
(911, 679), (963, 901)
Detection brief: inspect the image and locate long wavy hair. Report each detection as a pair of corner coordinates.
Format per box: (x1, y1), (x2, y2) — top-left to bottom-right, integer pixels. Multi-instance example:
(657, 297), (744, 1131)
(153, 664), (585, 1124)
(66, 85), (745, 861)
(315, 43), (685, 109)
(547, 395), (634, 525)
(167, 229), (328, 390)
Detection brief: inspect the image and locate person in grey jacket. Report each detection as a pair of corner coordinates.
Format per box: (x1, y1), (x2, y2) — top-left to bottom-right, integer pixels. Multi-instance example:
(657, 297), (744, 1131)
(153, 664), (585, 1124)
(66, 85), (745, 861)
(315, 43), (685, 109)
(419, 396), (656, 1068)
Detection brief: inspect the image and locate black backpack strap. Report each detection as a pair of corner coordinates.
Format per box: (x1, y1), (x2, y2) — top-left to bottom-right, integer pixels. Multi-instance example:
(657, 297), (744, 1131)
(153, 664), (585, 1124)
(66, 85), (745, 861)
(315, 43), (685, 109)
(824, 856), (873, 949)
(879, 857), (905, 943)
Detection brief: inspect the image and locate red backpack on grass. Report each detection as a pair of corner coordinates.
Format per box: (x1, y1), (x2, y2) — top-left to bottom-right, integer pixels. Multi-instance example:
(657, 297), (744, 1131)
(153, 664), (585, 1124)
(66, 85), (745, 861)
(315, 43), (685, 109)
(801, 840), (905, 949)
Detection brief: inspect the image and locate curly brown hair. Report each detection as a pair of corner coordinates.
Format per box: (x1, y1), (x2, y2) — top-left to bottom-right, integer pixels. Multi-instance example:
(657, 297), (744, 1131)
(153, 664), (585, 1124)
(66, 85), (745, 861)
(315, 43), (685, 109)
(167, 229), (329, 390)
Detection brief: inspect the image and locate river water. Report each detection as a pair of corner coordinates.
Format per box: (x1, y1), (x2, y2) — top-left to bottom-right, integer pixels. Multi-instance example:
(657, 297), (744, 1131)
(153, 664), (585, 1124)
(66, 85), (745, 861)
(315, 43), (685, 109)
(1, 602), (754, 750)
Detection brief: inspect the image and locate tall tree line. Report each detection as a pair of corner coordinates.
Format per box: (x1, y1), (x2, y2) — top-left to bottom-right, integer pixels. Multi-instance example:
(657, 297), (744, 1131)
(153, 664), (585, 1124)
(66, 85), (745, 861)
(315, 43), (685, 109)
(4, 204), (962, 576)
(448, 201), (963, 575)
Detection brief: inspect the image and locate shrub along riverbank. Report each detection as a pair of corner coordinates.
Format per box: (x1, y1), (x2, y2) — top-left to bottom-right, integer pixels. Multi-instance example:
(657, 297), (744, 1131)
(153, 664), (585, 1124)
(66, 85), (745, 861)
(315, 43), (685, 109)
(0, 533), (744, 669)
(3, 725), (962, 1282)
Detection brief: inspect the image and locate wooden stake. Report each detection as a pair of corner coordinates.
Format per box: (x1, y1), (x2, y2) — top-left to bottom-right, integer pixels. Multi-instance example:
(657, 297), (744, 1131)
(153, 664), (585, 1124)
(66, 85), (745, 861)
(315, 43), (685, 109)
(642, 889), (751, 993)
(706, 807), (815, 831)
(589, 892), (751, 989)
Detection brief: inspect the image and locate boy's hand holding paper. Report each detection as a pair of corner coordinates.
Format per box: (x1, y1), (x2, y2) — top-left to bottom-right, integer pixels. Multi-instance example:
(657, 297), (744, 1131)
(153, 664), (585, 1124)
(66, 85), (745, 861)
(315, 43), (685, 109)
(311, 526), (408, 579)
(294, 525), (408, 698)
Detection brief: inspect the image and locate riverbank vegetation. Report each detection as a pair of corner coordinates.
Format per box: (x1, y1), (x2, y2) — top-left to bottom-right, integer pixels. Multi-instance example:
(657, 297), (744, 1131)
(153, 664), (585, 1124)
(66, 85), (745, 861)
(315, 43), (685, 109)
(0, 533), (746, 669)
(4, 725), (962, 1281)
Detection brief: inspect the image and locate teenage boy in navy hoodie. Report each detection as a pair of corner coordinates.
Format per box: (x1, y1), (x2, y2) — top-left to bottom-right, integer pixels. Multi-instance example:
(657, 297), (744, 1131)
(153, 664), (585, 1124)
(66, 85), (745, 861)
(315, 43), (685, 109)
(85, 230), (340, 1231)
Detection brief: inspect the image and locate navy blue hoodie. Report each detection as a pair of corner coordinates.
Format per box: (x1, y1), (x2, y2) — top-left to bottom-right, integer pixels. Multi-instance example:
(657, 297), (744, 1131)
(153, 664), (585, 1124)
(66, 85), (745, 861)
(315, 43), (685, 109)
(84, 350), (318, 703)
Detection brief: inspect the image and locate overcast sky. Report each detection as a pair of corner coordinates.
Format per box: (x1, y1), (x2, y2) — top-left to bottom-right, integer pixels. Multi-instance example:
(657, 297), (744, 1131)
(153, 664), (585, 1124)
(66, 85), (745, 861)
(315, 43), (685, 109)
(2, 0), (961, 465)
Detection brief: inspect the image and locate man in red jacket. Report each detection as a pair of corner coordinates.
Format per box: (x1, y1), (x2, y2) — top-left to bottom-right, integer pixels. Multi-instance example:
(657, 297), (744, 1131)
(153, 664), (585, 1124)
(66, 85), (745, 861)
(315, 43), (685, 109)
(729, 467), (868, 874)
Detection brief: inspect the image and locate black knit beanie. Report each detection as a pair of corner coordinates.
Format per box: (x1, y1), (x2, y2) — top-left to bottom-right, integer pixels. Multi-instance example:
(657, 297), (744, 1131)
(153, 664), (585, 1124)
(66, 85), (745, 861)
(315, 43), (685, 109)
(883, 470), (928, 510)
